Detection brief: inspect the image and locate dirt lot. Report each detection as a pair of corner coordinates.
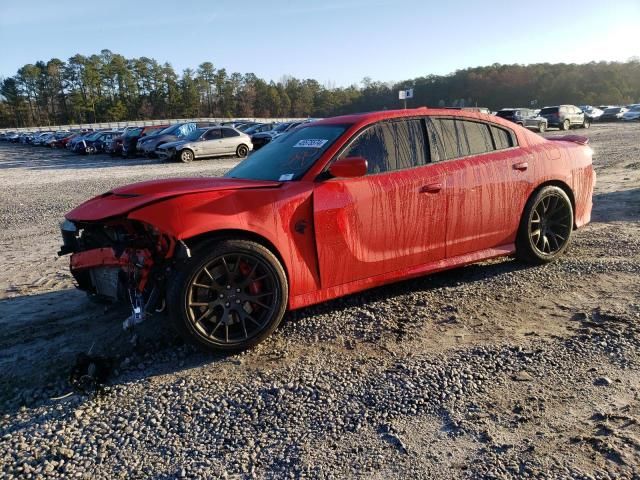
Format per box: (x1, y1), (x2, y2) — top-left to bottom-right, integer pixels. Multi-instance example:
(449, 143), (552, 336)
(0, 124), (639, 479)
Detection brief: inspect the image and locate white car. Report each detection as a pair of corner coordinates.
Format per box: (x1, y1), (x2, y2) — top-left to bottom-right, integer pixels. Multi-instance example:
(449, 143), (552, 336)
(622, 104), (640, 121)
(156, 126), (253, 162)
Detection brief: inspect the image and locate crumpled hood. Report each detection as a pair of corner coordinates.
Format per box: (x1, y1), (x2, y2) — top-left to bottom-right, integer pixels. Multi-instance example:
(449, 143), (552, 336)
(66, 177), (282, 222)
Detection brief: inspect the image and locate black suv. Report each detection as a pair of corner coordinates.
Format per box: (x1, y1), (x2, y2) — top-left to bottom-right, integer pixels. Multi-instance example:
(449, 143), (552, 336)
(538, 105), (590, 130)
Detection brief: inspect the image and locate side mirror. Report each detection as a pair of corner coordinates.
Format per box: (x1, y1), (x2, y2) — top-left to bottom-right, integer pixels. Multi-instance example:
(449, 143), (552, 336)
(329, 156), (368, 178)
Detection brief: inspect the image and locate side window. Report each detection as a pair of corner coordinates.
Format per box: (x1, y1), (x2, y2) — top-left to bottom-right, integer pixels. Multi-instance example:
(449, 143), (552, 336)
(426, 118), (462, 161)
(491, 125), (515, 150)
(459, 120), (494, 155)
(205, 129), (221, 140)
(222, 128), (239, 138)
(340, 119), (428, 174)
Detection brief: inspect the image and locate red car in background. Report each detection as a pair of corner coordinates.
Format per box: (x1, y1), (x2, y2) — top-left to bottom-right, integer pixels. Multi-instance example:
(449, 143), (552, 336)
(60, 108), (594, 351)
(50, 132), (79, 149)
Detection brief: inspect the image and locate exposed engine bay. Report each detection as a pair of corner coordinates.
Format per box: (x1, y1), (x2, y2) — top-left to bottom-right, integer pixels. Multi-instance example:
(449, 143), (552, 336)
(59, 218), (188, 329)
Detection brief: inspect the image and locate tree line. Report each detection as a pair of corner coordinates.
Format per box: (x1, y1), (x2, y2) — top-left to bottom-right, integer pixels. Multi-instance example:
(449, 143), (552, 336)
(1, 49), (639, 128)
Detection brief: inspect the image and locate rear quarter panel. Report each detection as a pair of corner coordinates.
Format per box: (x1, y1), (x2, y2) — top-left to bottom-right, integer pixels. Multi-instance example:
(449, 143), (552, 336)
(521, 131), (594, 228)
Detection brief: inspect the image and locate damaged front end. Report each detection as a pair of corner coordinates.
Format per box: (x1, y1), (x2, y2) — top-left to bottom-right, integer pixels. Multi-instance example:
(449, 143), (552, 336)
(59, 218), (188, 329)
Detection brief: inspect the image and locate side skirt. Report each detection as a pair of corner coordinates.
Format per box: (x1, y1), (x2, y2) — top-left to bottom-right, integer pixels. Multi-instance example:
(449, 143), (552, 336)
(289, 244), (515, 310)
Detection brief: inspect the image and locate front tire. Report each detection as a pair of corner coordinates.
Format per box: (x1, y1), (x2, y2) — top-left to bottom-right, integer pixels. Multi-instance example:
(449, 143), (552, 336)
(167, 239), (288, 352)
(538, 122), (546, 133)
(516, 186), (573, 264)
(583, 119), (591, 129)
(179, 149), (194, 163)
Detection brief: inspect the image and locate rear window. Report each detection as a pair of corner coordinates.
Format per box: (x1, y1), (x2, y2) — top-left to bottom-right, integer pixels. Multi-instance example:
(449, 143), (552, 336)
(540, 107), (559, 114)
(496, 110), (515, 118)
(459, 120), (494, 155)
(491, 126), (515, 150)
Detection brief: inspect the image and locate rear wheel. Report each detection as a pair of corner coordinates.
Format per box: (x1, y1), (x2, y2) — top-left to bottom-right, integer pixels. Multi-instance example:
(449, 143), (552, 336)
(516, 186), (573, 264)
(179, 149), (194, 163)
(560, 119), (570, 131)
(167, 239), (288, 352)
(236, 144), (249, 158)
(583, 118), (591, 129)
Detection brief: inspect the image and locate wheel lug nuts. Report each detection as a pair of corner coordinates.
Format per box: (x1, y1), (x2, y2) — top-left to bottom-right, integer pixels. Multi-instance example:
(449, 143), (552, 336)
(236, 288), (241, 293)
(235, 299), (241, 304)
(219, 294), (224, 298)
(225, 302), (230, 307)
(226, 285), (231, 289)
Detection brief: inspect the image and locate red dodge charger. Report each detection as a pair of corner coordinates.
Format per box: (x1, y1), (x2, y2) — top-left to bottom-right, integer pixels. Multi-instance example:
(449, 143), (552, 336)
(60, 108), (595, 351)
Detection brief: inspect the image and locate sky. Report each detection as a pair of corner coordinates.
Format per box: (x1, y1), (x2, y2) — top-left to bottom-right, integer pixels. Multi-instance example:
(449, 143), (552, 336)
(1, 0), (638, 87)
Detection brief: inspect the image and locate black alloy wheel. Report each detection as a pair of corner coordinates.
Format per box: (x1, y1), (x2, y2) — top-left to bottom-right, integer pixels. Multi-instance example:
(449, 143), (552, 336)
(168, 240), (288, 351)
(516, 186), (573, 264)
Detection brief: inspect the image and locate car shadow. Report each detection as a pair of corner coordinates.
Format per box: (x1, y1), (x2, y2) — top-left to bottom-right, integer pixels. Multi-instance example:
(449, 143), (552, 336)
(0, 255), (531, 414)
(592, 188), (640, 223)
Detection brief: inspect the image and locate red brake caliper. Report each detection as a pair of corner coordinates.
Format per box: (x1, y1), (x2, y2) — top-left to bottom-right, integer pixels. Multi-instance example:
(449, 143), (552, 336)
(239, 261), (262, 298)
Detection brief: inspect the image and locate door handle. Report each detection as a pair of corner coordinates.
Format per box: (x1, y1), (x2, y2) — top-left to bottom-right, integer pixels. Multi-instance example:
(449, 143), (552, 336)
(419, 183), (442, 193)
(513, 162), (528, 171)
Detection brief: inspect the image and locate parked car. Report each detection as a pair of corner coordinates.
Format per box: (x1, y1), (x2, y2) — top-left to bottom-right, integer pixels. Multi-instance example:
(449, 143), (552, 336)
(60, 107), (594, 352)
(538, 105), (590, 130)
(30, 132), (51, 145)
(462, 107), (491, 114)
(496, 108), (547, 132)
(120, 125), (168, 157)
(45, 131), (71, 147)
(579, 105), (604, 121)
(250, 121), (303, 150)
(50, 132), (79, 149)
(600, 106), (629, 122)
(242, 123), (275, 136)
(67, 132), (95, 151)
(156, 126), (252, 162)
(72, 130), (120, 154)
(137, 122), (201, 157)
(622, 104), (640, 121)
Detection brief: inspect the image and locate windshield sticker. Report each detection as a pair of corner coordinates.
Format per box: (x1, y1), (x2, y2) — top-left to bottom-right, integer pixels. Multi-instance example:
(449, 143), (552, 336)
(278, 173), (294, 181)
(293, 139), (328, 148)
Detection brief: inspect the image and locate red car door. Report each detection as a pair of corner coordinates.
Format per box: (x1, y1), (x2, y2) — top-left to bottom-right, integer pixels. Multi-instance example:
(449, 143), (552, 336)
(313, 119), (448, 288)
(426, 117), (530, 257)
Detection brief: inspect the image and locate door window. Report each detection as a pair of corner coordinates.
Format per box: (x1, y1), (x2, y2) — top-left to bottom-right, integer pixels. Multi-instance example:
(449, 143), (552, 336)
(221, 128), (240, 138)
(204, 129), (221, 140)
(339, 119), (428, 174)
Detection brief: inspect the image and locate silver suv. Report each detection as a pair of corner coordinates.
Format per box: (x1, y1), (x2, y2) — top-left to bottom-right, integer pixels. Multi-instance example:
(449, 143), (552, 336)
(538, 105), (590, 130)
(157, 127), (253, 162)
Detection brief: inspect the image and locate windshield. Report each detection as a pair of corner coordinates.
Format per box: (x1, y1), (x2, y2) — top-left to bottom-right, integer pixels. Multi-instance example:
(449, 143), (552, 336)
(273, 123), (291, 133)
(630, 105), (640, 112)
(226, 124), (348, 181)
(85, 132), (102, 141)
(604, 108), (621, 113)
(157, 124), (181, 135)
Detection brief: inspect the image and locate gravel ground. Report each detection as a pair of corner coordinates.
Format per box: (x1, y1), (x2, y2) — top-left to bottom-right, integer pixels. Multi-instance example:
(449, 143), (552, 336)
(0, 124), (639, 479)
